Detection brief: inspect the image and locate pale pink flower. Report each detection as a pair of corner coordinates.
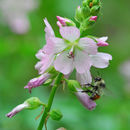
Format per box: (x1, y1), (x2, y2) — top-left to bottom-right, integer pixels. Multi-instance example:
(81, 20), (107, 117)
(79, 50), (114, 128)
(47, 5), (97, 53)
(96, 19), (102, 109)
(53, 27), (111, 84)
(9, 16), (30, 34)
(54, 27), (97, 76)
(89, 16), (98, 21)
(35, 19), (67, 74)
(35, 19), (112, 85)
(0, 0), (38, 34)
(75, 89), (96, 110)
(35, 19), (55, 74)
(24, 73), (50, 93)
(6, 102), (28, 118)
(96, 37), (109, 46)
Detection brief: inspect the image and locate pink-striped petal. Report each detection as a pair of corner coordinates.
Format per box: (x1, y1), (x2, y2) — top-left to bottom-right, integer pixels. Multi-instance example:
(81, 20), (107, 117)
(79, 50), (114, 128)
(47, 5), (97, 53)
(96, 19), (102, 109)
(35, 54), (54, 74)
(35, 49), (45, 60)
(76, 89), (96, 110)
(44, 18), (55, 40)
(96, 36), (109, 46)
(54, 51), (74, 75)
(78, 37), (97, 55)
(90, 52), (112, 68)
(76, 70), (92, 85)
(43, 37), (67, 55)
(60, 26), (80, 42)
(74, 50), (92, 74)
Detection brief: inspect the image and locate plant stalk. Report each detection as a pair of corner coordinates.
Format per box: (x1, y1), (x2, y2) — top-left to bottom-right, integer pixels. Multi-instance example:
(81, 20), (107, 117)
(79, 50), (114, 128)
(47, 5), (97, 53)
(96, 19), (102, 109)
(37, 73), (63, 130)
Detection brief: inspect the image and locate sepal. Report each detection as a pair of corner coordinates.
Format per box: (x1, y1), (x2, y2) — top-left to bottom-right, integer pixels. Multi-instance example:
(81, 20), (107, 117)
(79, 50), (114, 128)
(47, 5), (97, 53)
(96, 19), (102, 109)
(66, 79), (81, 92)
(49, 109), (63, 121)
(25, 97), (44, 110)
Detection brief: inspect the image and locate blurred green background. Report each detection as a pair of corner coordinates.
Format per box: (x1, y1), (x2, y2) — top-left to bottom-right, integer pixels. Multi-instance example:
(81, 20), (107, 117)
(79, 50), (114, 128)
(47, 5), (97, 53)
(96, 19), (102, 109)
(0, 0), (130, 130)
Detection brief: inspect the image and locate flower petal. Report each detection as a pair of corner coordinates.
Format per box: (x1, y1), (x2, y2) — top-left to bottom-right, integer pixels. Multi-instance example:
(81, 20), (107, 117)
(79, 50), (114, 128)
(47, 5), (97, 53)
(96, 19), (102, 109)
(54, 51), (74, 75)
(99, 36), (108, 42)
(43, 37), (67, 55)
(90, 52), (112, 68)
(75, 89), (96, 110)
(74, 50), (92, 74)
(96, 37), (109, 46)
(50, 37), (67, 54)
(60, 26), (80, 42)
(44, 18), (55, 40)
(6, 103), (28, 118)
(78, 37), (97, 55)
(76, 70), (92, 85)
(43, 38), (55, 55)
(35, 54), (54, 74)
(35, 49), (45, 60)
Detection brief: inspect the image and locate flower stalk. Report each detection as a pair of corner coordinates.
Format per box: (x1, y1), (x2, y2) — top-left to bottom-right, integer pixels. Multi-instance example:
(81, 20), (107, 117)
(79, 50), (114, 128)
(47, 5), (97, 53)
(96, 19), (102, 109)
(37, 73), (63, 130)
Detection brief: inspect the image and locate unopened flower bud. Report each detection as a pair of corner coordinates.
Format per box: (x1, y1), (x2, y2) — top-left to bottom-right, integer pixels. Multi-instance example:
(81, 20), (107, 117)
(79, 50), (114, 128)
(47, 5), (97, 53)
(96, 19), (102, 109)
(49, 109), (63, 121)
(6, 103), (28, 118)
(56, 16), (75, 27)
(82, 6), (91, 18)
(93, 0), (100, 6)
(24, 73), (50, 93)
(57, 21), (62, 28)
(89, 16), (97, 21)
(90, 5), (100, 16)
(83, 0), (92, 7)
(96, 37), (109, 46)
(6, 97), (43, 118)
(75, 6), (84, 22)
(76, 89), (96, 110)
(81, 17), (96, 30)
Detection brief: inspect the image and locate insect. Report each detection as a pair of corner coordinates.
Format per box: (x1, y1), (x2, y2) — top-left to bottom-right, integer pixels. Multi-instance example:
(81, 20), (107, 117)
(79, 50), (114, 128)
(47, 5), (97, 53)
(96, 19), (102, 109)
(81, 77), (106, 100)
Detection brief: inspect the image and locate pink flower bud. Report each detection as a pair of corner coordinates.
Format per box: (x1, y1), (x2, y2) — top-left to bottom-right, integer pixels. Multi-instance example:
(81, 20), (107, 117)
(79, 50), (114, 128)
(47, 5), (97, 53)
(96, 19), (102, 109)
(56, 16), (68, 26)
(6, 97), (43, 118)
(96, 37), (109, 46)
(75, 89), (96, 110)
(56, 16), (75, 27)
(6, 103), (28, 118)
(89, 16), (98, 21)
(24, 73), (50, 93)
(57, 21), (62, 28)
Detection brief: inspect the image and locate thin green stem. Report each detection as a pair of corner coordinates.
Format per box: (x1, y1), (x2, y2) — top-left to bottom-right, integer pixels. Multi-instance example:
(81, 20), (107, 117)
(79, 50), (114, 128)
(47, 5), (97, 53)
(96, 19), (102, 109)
(37, 73), (63, 130)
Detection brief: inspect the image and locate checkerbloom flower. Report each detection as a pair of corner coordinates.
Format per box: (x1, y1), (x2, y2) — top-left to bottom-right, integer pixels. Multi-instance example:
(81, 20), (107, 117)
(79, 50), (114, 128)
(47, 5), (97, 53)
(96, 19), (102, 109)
(35, 18), (112, 85)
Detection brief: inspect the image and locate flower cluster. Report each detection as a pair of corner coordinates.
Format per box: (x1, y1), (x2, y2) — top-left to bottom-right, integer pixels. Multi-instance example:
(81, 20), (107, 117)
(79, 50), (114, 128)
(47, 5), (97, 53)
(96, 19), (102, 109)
(33, 18), (111, 85)
(23, 16), (112, 110)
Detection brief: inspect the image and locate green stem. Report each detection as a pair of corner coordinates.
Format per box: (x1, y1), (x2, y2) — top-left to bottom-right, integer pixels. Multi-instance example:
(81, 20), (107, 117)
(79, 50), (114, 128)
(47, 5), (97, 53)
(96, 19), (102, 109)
(37, 73), (63, 130)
